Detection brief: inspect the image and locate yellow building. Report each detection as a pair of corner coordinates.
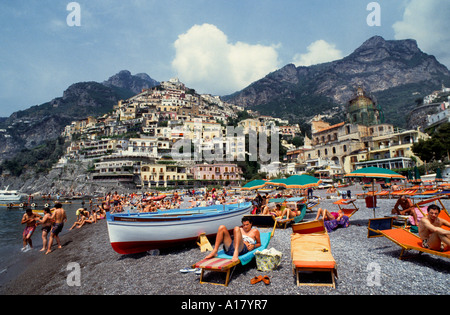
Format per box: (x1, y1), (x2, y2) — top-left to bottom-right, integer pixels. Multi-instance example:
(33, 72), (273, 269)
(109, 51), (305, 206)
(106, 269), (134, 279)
(140, 163), (188, 188)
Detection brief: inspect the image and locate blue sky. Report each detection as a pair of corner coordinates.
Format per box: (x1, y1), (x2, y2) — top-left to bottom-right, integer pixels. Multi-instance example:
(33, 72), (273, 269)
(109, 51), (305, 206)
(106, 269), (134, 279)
(1, 0), (449, 117)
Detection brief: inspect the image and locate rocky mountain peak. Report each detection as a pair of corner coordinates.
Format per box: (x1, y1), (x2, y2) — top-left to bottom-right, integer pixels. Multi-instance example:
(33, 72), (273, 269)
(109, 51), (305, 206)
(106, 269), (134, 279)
(225, 36), (450, 129)
(103, 70), (159, 95)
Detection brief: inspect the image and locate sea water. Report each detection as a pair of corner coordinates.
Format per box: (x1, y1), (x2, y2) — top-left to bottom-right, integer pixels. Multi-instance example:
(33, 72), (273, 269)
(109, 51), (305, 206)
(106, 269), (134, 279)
(0, 200), (87, 288)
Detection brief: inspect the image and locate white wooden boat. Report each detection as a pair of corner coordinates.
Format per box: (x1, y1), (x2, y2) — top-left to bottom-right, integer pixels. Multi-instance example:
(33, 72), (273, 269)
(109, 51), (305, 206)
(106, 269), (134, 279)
(0, 186), (23, 202)
(106, 202), (252, 254)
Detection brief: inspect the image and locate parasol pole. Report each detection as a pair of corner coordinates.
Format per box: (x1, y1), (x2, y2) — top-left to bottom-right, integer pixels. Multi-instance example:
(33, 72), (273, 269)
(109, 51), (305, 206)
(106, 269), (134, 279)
(372, 178), (376, 218)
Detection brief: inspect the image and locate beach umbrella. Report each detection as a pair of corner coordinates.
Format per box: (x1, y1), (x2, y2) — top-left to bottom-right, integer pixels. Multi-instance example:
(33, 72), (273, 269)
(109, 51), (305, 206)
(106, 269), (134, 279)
(345, 167), (405, 180)
(344, 167), (405, 217)
(436, 168), (443, 182)
(414, 166), (421, 183)
(241, 179), (267, 190)
(262, 177), (288, 188)
(407, 170), (413, 182)
(279, 174), (322, 189)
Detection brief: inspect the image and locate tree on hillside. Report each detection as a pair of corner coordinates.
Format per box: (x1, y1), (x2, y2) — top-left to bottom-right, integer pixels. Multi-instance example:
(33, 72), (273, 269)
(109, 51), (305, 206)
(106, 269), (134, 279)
(412, 123), (450, 162)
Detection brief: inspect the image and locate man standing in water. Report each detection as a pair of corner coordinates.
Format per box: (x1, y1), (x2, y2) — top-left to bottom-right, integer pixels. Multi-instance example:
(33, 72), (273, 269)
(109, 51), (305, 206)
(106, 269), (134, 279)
(21, 209), (41, 252)
(45, 203), (67, 255)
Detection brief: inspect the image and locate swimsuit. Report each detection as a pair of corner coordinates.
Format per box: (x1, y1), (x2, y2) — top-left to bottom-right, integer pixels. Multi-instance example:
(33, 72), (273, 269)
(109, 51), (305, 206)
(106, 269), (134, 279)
(223, 240), (249, 256)
(422, 239), (445, 251)
(242, 234), (256, 245)
(23, 226), (35, 238)
(51, 223), (64, 236)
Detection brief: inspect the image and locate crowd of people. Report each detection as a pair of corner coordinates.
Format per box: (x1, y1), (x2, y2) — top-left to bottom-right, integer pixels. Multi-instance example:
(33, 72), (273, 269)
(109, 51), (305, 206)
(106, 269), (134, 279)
(21, 203), (67, 255)
(20, 186), (450, 257)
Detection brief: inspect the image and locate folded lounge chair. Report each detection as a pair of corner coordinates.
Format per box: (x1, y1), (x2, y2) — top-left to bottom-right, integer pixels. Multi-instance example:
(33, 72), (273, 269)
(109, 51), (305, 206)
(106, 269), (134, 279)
(290, 220), (338, 288)
(333, 198), (359, 218)
(193, 224), (276, 286)
(306, 196), (320, 212)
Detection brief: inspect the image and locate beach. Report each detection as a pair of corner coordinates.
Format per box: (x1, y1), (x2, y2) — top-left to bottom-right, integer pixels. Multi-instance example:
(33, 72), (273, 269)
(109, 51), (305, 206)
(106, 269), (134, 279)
(1, 187), (449, 296)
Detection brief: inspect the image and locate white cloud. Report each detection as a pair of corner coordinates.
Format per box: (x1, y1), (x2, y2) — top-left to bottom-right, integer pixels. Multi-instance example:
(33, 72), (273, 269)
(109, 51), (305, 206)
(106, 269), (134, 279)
(393, 0), (450, 68)
(292, 40), (343, 67)
(172, 23), (279, 95)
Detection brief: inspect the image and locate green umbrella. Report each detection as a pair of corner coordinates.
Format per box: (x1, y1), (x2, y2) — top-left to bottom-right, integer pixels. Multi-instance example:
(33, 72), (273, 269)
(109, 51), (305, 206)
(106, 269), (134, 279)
(436, 168), (443, 182)
(344, 167), (405, 217)
(407, 170), (413, 182)
(345, 167), (405, 180)
(262, 178), (288, 188)
(414, 166), (421, 183)
(279, 174), (322, 189)
(241, 179), (267, 190)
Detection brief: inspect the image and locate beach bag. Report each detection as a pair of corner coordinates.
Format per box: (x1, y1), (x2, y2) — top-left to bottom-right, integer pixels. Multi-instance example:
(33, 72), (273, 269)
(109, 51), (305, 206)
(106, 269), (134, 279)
(255, 247), (282, 271)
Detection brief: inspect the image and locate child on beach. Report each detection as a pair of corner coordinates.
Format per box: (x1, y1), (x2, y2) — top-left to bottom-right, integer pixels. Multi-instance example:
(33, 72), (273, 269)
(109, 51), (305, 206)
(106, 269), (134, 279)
(37, 208), (53, 252)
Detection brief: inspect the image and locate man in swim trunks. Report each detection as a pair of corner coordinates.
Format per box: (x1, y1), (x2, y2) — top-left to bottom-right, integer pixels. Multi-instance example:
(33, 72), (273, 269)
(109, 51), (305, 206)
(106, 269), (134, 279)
(391, 195), (414, 215)
(21, 209), (41, 251)
(45, 203), (67, 255)
(37, 208), (53, 252)
(205, 217), (261, 263)
(419, 204), (450, 251)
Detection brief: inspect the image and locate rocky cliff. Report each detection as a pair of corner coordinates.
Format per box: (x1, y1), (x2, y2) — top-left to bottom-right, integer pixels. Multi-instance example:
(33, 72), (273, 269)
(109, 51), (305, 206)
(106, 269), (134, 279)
(0, 71), (159, 162)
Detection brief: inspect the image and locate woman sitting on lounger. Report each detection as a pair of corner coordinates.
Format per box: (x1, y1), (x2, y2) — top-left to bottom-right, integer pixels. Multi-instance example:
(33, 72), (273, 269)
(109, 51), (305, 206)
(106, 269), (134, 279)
(315, 208), (350, 233)
(262, 203), (283, 217)
(315, 208), (344, 222)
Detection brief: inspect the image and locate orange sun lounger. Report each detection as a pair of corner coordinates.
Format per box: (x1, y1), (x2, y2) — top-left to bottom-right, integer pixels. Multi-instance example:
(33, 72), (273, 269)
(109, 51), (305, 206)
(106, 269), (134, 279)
(333, 198), (359, 218)
(373, 227), (450, 260)
(291, 220), (337, 288)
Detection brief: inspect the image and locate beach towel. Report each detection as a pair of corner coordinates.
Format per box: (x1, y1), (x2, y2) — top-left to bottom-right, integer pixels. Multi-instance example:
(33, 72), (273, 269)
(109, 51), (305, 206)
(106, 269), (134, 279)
(324, 216), (350, 233)
(408, 206), (427, 226)
(217, 231), (271, 265)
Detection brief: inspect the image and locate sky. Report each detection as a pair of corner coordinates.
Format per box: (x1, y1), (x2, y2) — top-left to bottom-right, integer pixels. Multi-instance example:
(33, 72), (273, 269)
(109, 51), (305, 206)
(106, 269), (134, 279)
(1, 0), (450, 117)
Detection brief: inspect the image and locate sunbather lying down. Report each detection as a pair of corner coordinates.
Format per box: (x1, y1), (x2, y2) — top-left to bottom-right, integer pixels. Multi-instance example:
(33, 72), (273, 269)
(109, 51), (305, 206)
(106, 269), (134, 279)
(315, 208), (349, 233)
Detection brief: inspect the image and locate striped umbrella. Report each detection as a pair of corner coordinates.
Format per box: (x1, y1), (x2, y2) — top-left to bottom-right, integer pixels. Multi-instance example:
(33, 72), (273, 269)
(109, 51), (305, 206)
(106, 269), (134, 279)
(262, 178), (288, 188)
(344, 167), (405, 217)
(279, 174), (322, 189)
(241, 179), (267, 190)
(345, 167), (405, 180)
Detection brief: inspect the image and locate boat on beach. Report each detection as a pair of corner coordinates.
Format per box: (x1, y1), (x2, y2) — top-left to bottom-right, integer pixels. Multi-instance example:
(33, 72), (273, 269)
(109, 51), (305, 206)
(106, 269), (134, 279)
(0, 186), (24, 202)
(106, 202), (252, 255)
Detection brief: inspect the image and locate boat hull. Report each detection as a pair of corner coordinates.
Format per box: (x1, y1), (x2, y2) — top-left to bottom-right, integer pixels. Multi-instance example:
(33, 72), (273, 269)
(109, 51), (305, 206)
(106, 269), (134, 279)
(106, 203), (252, 254)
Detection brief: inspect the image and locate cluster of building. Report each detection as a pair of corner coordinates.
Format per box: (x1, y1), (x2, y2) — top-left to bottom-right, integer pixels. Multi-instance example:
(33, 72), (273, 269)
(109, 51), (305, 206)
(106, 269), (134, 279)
(60, 78), (301, 189)
(270, 87), (432, 180)
(58, 78), (445, 189)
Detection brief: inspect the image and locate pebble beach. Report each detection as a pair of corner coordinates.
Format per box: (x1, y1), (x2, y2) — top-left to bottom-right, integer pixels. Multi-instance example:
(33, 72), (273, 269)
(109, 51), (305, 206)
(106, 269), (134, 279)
(1, 186), (449, 296)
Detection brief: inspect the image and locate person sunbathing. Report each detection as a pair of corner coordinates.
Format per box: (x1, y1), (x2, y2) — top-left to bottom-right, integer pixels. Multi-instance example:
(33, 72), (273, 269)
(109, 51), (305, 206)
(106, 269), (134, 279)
(315, 208), (345, 221)
(69, 213), (86, 230)
(391, 195), (414, 215)
(205, 217), (261, 263)
(262, 203), (283, 217)
(281, 204), (300, 219)
(419, 204), (450, 251)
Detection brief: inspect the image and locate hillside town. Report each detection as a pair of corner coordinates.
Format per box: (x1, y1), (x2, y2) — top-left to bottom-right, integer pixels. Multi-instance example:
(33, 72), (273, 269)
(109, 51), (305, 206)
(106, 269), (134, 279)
(57, 78), (450, 190)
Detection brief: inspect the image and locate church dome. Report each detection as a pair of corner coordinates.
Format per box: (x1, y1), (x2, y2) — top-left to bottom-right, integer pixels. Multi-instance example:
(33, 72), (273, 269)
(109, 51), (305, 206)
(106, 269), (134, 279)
(347, 87), (383, 126)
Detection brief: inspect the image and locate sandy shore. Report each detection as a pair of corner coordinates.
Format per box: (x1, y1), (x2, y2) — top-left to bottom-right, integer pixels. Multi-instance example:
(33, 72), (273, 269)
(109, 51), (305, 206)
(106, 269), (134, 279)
(1, 187), (449, 296)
